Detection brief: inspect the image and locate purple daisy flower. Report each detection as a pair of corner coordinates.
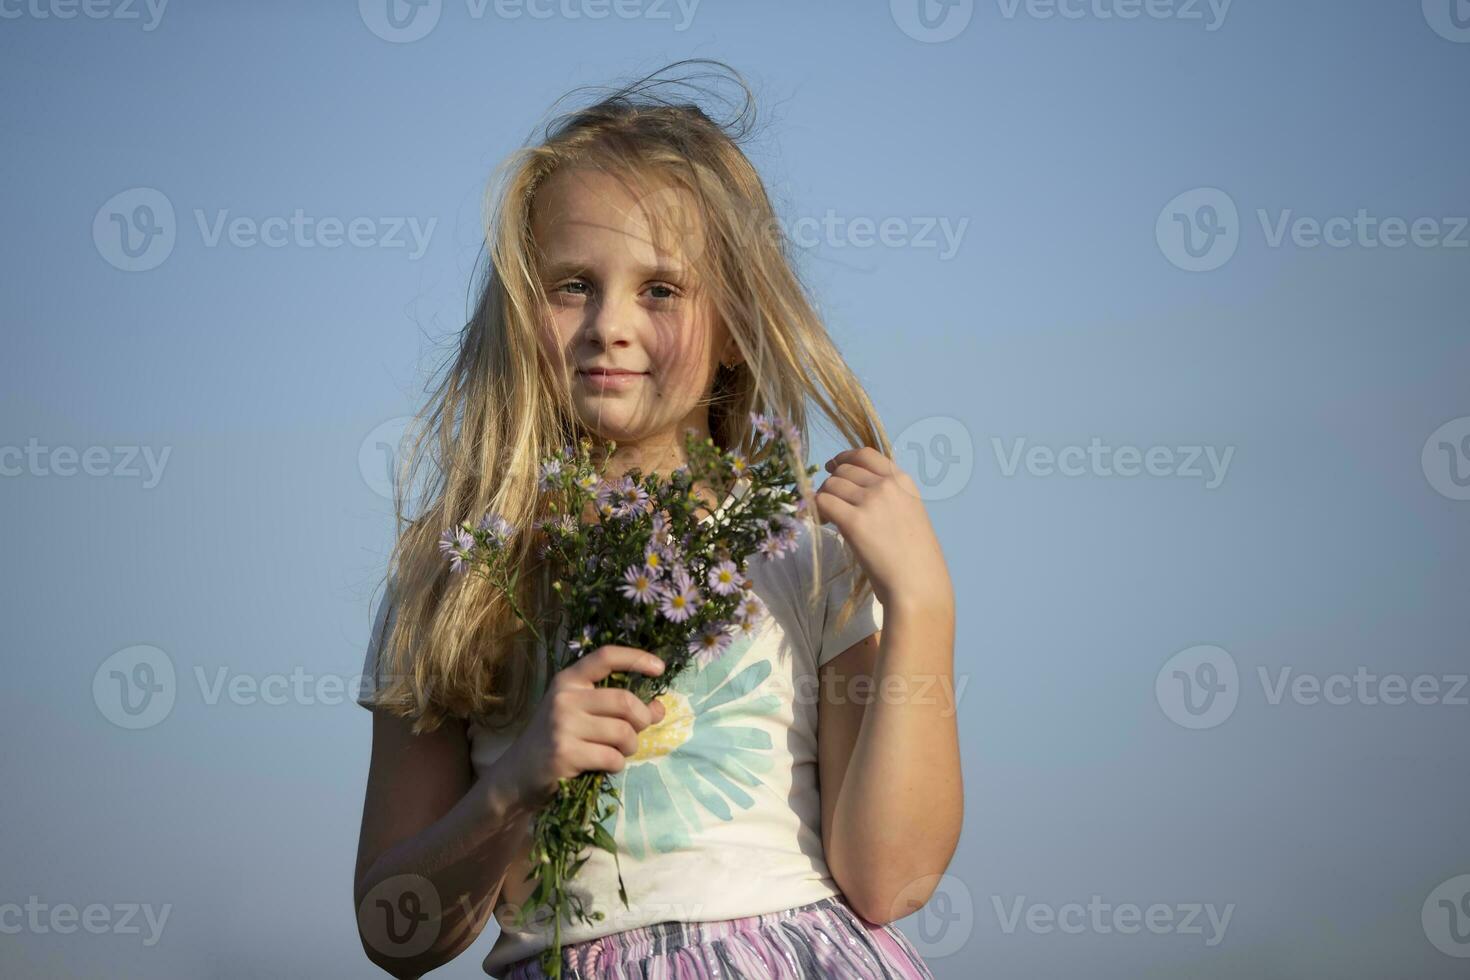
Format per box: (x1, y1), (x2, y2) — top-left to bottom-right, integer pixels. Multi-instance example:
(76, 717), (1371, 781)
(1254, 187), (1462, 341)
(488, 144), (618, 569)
(734, 591), (767, 625)
(567, 623), (595, 657)
(642, 540), (674, 577)
(537, 458), (563, 491)
(756, 534), (786, 561)
(620, 565), (659, 605)
(438, 525), (475, 574)
(594, 479), (618, 512)
(476, 512), (514, 548)
(612, 476), (650, 519)
(707, 560), (742, 596)
(687, 621), (734, 665)
(657, 567), (699, 623)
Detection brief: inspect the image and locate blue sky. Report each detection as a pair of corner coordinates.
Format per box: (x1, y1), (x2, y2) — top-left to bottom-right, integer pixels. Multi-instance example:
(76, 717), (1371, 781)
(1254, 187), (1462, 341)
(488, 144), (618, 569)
(3, 2), (1468, 977)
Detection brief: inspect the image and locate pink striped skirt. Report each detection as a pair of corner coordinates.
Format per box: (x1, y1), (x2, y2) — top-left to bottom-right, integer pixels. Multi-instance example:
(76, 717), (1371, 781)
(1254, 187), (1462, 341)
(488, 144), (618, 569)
(500, 893), (935, 979)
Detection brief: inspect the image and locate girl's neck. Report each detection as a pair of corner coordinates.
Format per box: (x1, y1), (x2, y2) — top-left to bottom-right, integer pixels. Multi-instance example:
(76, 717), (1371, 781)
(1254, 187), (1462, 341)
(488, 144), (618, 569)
(585, 424), (724, 516)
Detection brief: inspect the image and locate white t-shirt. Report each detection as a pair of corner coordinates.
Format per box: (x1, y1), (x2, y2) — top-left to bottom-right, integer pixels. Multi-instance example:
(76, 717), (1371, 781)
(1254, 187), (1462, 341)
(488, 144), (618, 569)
(357, 485), (884, 977)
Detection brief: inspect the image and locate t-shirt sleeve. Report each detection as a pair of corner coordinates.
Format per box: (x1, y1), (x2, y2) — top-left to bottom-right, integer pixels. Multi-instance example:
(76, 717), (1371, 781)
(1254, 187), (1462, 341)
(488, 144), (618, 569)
(356, 577), (399, 710)
(814, 526), (884, 669)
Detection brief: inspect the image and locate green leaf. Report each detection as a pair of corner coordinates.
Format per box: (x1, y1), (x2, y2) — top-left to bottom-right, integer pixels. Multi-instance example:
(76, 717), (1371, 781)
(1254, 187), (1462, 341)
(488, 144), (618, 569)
(590, 822), (617, 854)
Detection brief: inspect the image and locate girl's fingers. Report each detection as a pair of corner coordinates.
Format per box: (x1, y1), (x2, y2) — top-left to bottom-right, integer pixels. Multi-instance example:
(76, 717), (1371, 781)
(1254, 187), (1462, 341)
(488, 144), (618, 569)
(576, 713), (643, 758)
(582, 686), (659, 730)
(826, 447), (895, 478)
(816, 475), (864, 505)
(826, 462), (881, 486)
(566, 645), (666, 686)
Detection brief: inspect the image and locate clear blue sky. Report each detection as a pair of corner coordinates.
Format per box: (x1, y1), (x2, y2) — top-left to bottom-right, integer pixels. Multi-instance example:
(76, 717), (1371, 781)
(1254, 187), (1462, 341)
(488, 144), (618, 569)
(3, 1), (1468, 977)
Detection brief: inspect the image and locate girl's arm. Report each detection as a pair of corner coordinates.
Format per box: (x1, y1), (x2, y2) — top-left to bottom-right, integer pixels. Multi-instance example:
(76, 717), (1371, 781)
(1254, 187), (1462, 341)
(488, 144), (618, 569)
(354, 710), (535, 978)
(817, 599), (962, 925)
(811, 447), (963, 925)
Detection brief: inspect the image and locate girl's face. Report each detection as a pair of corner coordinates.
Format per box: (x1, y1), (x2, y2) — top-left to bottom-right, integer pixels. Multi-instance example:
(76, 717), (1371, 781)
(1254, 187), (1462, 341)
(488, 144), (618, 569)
(531, 166), (735, 456)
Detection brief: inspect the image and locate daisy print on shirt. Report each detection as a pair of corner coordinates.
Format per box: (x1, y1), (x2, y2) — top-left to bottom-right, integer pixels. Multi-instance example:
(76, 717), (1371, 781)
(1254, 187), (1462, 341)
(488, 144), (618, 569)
(596, 627), (782, 859)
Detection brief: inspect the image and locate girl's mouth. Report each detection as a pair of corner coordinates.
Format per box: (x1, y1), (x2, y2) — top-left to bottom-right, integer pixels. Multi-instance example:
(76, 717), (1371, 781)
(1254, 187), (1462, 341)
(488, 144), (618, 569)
(577, 369), (648, 391)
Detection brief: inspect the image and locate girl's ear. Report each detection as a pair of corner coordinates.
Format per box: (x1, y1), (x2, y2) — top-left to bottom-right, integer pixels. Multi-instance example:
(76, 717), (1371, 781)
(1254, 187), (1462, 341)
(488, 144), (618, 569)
(718, 340), (743, 370)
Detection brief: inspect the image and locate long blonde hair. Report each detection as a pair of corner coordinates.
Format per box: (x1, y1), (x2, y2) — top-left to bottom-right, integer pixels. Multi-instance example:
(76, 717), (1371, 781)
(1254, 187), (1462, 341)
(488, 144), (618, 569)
(367, 59), (892, 735)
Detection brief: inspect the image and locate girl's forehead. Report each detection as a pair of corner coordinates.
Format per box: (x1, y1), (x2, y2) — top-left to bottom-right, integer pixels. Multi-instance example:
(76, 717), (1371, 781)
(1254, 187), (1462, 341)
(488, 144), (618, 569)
(532, 167), (705, 271)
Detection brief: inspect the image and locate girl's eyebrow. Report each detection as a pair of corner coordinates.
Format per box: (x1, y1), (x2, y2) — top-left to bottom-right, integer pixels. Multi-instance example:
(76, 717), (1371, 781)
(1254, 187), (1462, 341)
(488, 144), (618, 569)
(541, 258), (689, 281)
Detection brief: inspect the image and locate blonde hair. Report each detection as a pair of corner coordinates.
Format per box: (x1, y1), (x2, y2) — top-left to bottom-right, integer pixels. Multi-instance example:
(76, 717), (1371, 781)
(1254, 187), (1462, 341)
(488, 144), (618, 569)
(368, 59), (892, 735)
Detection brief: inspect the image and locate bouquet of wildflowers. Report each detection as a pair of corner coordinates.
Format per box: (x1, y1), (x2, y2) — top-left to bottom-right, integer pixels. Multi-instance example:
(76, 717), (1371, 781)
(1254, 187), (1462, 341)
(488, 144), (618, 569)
(439, 412), (812, 978)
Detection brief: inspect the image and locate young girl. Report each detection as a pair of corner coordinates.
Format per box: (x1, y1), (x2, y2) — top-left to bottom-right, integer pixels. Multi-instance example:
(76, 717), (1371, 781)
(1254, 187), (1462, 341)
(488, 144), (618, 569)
(354, 60), (960, 979)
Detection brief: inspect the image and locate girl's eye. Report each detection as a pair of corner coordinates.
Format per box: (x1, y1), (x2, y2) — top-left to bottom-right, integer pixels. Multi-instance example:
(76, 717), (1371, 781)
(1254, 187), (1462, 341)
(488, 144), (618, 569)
(549, 280), (681, 303)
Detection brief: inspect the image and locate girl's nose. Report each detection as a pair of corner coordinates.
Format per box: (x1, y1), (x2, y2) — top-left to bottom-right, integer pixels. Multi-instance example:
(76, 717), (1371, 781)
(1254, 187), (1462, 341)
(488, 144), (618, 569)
(582, 293), (635, 349)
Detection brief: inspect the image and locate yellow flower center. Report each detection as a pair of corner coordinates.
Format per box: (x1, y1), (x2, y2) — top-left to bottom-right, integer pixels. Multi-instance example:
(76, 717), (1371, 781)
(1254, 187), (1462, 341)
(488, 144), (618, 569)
(632, 690), (694, 762)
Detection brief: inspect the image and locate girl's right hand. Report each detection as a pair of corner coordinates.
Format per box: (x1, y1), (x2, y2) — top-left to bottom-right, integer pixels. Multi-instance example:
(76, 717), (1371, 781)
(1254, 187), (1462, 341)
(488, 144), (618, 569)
(506, 645), (668, 809)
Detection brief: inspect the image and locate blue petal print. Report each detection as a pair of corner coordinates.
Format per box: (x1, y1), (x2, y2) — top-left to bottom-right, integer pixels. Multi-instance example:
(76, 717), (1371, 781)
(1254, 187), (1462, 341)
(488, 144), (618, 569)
(599, 631), (783, 859)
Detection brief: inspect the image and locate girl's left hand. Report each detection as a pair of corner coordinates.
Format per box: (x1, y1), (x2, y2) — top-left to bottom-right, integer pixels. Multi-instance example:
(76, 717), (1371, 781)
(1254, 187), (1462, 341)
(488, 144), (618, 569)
(812, 447), (954, 613)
